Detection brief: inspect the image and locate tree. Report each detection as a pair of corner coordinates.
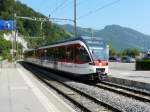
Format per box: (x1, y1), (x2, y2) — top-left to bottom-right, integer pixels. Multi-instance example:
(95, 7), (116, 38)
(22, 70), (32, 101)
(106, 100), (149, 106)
(0, 34), (11, 59)
(122, 48), (139, 57)
(0, 0), (71, 56)
(108, 42), (117, 56)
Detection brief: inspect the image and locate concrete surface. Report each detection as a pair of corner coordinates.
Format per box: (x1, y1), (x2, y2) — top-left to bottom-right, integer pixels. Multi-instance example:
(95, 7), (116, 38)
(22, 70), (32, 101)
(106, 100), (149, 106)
(0, 62), (76, 112)
(109, 62), (150, 91)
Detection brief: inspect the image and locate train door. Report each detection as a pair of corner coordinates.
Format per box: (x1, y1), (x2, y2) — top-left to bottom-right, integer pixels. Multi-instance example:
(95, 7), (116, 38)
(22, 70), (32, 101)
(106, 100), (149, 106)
(58, 46), (65, 71)
(36, 49), (43, 65)
(62, 45), (75, 73)
(53, 47), (58, 70)
(74, 45), (91, 75)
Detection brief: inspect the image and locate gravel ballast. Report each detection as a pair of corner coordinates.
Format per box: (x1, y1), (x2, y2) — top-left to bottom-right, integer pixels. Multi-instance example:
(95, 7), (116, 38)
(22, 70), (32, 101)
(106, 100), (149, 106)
(65, 81), (150, 112)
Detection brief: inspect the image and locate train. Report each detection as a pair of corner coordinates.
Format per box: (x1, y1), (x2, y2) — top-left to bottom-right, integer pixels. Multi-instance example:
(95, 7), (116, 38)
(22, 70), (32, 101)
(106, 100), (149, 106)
(23, 36), (109, 81)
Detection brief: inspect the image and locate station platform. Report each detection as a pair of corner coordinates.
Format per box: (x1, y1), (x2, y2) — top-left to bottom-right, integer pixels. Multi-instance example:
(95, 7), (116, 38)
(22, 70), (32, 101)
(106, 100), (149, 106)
(0, 61), (76, 112)
(109, 62), (150, 91)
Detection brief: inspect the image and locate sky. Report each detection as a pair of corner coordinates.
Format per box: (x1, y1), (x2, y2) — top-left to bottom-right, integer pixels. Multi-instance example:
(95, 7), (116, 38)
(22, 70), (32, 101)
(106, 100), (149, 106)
(18, 0), (150, 35)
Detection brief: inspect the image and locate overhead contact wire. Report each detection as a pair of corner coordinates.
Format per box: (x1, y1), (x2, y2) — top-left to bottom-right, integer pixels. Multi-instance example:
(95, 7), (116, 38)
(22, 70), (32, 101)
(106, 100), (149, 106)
(78, 0), (120, 20)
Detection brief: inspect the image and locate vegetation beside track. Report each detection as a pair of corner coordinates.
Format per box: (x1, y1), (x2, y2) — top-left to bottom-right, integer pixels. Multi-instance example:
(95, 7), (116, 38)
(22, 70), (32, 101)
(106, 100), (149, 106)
(136, 59), (150, 70)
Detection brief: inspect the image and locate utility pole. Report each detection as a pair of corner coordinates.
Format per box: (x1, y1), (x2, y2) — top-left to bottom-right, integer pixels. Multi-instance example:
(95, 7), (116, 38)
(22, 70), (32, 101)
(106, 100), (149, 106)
(11, 13), (17, 64)
(11, 31), (14, 63)
(41, 21), (44, 40)
(14, 13), (17, 65)
(74, 0), (77, 38)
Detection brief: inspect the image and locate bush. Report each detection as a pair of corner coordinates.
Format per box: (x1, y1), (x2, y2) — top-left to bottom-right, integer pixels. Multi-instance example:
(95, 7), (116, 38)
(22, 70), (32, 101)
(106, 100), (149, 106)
(7, 55), (12, 62)
(136, 59), (150, 70)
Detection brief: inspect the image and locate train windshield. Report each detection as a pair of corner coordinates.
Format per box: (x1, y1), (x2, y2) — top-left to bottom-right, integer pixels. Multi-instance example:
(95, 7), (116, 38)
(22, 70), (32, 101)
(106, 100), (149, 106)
(89, 46), (108, 60)
(84, 38), (109, 60)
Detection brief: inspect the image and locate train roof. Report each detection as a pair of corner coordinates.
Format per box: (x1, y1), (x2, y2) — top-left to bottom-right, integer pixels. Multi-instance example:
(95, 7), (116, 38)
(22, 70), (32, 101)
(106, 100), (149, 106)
(37, 36), (104, 48)
(24, 36), (106, 52)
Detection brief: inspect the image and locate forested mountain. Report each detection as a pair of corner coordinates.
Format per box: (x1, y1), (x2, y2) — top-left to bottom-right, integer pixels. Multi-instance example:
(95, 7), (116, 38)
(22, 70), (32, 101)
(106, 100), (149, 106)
(0, 0), (71, 48)
(0, 0), (149, 59)
(0, 0), (72, 59)
(61, 24), (150, 51)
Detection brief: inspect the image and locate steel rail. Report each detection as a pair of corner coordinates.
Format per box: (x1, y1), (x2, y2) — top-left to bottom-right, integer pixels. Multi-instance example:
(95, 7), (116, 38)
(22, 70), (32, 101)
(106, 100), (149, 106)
(90, 82), (150, 103)
(22, 62), (122, 112)
(101, 81), (150, 97)
(23, 63), (92, 112)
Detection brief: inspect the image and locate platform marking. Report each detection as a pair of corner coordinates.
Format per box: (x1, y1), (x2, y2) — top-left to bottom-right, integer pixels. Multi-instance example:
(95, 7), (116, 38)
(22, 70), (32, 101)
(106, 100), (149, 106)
(17, 68), (60, 112)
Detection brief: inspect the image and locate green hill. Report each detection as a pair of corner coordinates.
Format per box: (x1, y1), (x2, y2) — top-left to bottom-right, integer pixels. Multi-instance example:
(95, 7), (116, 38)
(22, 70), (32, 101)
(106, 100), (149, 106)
(0, 0), (70, 48)
(61, 24), (150, 51)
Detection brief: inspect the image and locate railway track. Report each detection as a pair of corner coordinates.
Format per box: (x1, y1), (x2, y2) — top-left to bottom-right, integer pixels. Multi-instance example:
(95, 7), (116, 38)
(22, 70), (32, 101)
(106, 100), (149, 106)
(22, 63), (121, 112)
(101, 81), (150, 97)
(88, 81), (150, 103)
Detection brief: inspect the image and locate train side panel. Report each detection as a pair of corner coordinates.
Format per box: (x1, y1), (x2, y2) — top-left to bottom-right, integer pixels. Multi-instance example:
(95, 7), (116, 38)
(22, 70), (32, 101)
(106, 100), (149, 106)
(24, 39), (108, 80)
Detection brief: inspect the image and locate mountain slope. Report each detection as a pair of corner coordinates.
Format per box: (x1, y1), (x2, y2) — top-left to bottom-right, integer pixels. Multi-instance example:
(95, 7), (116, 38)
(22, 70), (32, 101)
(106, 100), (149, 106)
(61, 24), (150, 51)
(99, 25), (150, 51)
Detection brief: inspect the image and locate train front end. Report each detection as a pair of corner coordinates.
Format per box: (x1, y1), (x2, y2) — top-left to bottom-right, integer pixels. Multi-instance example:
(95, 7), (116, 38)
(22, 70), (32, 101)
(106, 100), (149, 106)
(83, 36), (109, 81)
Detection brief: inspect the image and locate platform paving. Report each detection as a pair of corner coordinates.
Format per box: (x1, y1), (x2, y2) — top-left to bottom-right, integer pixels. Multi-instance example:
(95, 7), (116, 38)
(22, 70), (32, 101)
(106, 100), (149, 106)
(0, 62), (76, 112)
(109, 62), (150, 91)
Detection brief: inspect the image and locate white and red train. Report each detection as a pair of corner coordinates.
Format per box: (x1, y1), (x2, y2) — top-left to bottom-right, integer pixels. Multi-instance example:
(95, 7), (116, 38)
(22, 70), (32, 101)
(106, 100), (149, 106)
(23, 36), (109, 80)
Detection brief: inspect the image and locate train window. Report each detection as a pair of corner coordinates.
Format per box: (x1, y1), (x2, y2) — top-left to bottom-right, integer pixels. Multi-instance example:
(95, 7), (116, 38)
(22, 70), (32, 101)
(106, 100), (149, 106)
(58, 47), (65, 60)
(53, 47), (59, 61)
(35, 50), (38, 59)
(46, 48), (50, 60)
(43, 49), (48, 60)
(48, 48), (55, 61)
(79, 46), (91, 63)
(66, 46), (74, 62)
(27, 51), (34, 58)
(37, 49), (44, 60)
(66, 47), (71, 60)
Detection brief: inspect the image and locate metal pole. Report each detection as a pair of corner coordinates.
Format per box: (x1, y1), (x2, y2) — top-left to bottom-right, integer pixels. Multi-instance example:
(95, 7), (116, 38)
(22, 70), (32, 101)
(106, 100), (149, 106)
(14, 14), (17, 66)
(14, 29), (17, 53)
(11, 31), (14, 63)
(74, 0), (77, 38)
(16, 30), (19, 58)
(41, 21), (44, 40)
